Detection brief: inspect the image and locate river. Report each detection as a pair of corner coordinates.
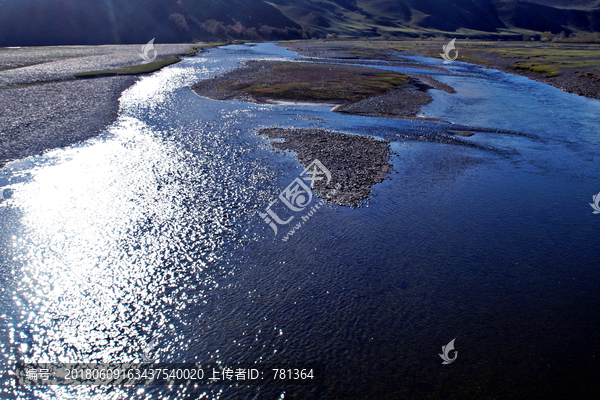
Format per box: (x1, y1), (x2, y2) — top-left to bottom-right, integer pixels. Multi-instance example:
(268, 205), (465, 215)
(1, 42), (599, 399)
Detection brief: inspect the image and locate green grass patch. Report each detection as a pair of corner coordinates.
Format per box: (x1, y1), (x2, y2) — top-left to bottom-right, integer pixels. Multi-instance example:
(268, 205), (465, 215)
(182, 42), (228, 56)
(511, 62), (560, 76)
(529, 65), (556, 74)
(510, 63), (534, 71)
(183, 47), (199, 56)
(459, 56), (489, 64)
(74, 56), (181, 78)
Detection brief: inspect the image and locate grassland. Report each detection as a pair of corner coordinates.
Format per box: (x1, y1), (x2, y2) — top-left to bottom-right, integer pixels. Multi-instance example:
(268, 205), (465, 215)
(192, 60), (437, 120)
(222, 61), (409, 102)
(285, 40), (600, 79)
(281, 40), (600, 98)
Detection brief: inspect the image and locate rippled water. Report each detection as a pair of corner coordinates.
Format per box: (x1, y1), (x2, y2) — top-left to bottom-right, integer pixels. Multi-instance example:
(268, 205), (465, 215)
(1, 42), (600, 399)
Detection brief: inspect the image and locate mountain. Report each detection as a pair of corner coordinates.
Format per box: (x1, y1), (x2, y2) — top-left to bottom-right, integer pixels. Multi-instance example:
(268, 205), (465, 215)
(521, 0), (600, 9)
(0, 0), (598, 46)
(0, 0), (303, 46)
(494, 0), (600, 33)
(267, 0), (600, 38)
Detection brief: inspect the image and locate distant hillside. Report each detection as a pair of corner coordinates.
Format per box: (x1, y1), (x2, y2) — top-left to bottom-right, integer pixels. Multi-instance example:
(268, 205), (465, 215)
(0, 0), (598, 46)
(521, 0), (600, 9)
(268, 0), (600, 39)
(0, 0), (304, 46)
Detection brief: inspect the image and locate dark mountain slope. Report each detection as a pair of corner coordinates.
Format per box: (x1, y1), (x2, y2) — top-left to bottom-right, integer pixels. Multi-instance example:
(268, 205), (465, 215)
(0, 0), (598, 46)
(268, 0), (599, 37)
(0, 0), (301, 46)
(521, 0), (600, 9)
(405, 0), (505, 32)
(495, 0), (599, 32)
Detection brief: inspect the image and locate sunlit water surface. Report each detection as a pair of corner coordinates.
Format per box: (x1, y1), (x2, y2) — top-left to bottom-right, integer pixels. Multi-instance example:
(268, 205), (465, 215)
(1, 42), (599, 399)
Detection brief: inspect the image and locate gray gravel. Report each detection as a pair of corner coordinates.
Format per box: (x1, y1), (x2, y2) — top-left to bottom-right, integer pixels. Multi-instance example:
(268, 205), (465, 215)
(480, 57), (600, 100)
(0, 44), (194, 86)
(258, 128), (392, 207)
(0, 76), (137, 166)
(0, 43), (197, 166)
(333, 83), (434, 119)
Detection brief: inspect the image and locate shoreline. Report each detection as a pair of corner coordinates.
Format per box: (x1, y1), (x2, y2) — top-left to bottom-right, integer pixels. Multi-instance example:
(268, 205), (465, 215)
(456, 56), (600, 100)
(280, 40), (600, 100)
(3, 39), (582, 168)
(0, 75), (137, 167)
(0, 43), (221, 167)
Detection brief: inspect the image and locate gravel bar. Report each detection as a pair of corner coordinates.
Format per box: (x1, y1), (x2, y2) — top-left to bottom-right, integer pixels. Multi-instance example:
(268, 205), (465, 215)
(258, 128), (392, 207)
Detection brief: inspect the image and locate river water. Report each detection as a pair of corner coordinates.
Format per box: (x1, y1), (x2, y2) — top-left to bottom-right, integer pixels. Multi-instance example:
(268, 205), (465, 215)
(1, 42), (599, 399)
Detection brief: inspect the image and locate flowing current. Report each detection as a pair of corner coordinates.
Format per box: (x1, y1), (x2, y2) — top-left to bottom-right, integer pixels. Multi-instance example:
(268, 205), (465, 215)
(1, 42), (600, 399)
